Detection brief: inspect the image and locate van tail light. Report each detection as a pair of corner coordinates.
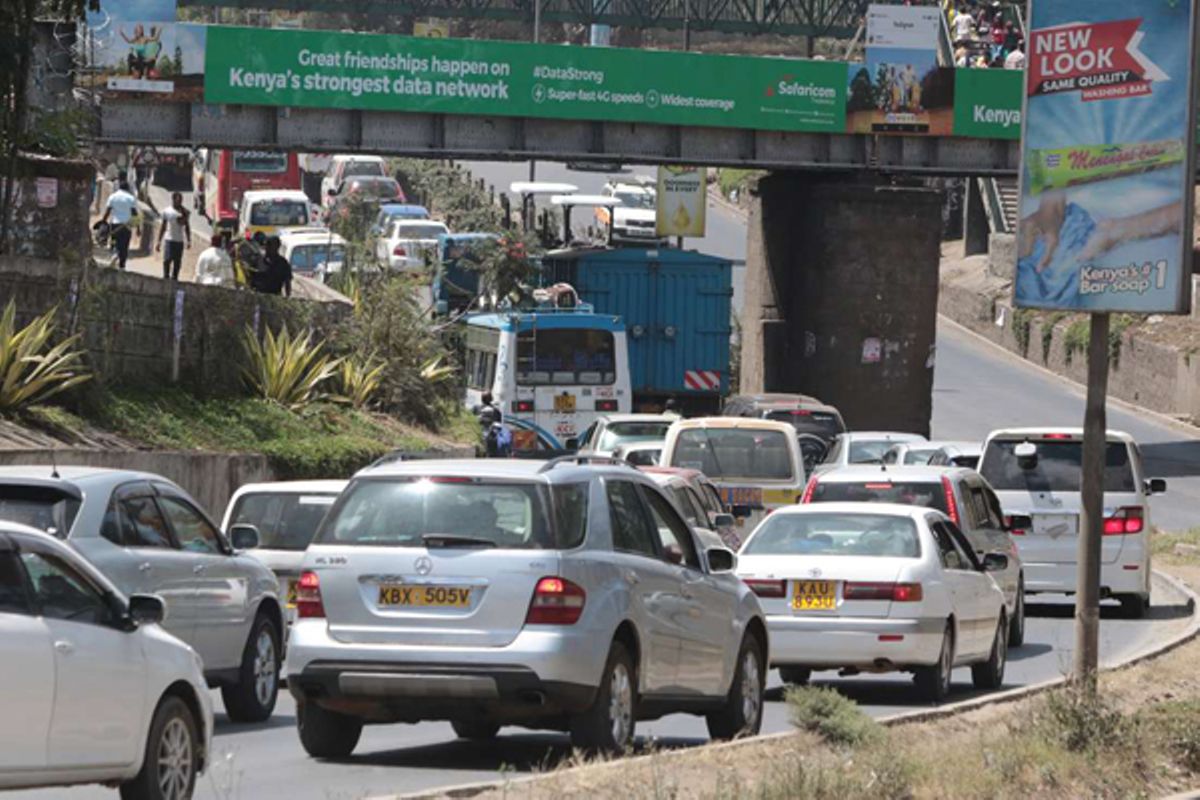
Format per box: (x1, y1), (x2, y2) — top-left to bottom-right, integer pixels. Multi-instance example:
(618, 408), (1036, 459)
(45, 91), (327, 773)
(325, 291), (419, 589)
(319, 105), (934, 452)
(800, 477), (818, 504)
(512, 399), (534, 413)
(744, 578), (787, 598)
(392, 245), (407, 257)
(595, 399), (619, 412)
(1005, 515), (1026, 536)
(296, 571), (325, 619)
(1043, 433), (1073, 440)
(1103, 507), (1144, 535)
(844, 582), (923, 602)
(941, 476), (960, 526)
(525, 577), (586, 625)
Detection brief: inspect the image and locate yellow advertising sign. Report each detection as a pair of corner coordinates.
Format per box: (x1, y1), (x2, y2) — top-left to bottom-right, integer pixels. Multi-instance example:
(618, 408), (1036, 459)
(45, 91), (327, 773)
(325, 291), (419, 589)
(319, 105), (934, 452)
(655, 166), (707, 238)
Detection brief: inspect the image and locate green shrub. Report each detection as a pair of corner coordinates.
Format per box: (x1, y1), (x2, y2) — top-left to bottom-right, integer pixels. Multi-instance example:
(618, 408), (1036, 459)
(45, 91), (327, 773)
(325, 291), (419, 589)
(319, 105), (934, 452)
(0, 300), (91, 413)
(335, 355), (386, 409)
(1037, 686), (1127, 755)
(259, 434), (389, 480)
(241, 324), (342, 410)
(786, 686), (881, 747)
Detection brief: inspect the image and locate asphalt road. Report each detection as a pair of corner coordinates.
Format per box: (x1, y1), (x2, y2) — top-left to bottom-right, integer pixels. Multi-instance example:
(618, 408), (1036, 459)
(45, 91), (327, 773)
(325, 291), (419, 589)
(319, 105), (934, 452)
(18, 162), (1200, 800)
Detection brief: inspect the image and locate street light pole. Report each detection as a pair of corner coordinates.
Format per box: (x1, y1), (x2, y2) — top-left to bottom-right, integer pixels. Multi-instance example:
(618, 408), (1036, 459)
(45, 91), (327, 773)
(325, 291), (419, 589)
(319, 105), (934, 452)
(529, 0), (541, 185)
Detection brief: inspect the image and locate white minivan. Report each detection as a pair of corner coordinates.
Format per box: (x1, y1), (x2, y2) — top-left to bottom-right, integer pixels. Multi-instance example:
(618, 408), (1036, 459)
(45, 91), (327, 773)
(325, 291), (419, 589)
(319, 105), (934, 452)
(978, 428), (1165, 618)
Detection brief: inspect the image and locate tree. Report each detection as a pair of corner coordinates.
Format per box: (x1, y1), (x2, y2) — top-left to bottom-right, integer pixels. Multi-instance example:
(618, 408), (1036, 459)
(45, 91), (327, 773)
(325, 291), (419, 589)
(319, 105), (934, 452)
(172, 44), (183, 75)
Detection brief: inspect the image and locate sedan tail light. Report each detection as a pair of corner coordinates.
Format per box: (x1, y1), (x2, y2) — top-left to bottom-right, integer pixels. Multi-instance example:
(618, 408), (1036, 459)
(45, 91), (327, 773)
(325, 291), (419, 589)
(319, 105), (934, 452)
(525, 577), (586, 625)
(1005, 515), (1027, 536)
(843, 581), (923, 602)
(941, 476), (961, 526)
(392, 245), (408, 257)
(1103, 506), (1144, 535)
(296, 571), (325, 619)
(744, 578), (787, 598)
(799, 477), (818, 504)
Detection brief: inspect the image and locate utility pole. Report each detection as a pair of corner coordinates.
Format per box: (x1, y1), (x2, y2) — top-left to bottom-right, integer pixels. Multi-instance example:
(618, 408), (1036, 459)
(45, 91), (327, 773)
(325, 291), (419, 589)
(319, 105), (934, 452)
(529, 0), (541, 185)
(1073, 312), (1109, 689)
(683, 0), (691, 50)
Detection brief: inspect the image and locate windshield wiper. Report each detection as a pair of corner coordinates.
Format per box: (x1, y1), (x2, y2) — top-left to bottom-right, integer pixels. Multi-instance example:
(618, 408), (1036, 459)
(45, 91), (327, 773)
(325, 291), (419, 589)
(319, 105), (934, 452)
(421, 533), (497, 548)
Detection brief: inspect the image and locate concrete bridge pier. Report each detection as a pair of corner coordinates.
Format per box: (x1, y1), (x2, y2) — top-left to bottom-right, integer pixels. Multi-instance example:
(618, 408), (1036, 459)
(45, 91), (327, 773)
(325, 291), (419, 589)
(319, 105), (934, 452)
(739, 173), (943, 437)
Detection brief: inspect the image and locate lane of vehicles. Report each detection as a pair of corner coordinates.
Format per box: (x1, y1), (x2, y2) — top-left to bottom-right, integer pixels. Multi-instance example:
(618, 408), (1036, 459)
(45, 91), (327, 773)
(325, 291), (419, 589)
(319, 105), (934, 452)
(193, 149), (301, 233)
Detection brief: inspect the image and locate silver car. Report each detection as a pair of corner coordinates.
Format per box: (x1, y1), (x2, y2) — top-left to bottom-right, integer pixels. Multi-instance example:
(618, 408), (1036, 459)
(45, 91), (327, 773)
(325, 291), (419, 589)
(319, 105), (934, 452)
(0, 467), (283, 722)
(285, 457), (767, 755)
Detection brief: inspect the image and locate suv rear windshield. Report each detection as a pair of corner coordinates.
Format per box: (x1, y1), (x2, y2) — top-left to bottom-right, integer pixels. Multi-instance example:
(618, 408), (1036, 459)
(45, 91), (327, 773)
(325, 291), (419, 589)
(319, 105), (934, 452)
(598, 421), (671, 452)
(980, 440), (1135, 492)
(765, 410), (843, 439)
(226, 492), (338, 551)
(744, 513), (920, 557)
(809, 481), (949, 514)
(0, 485), (81, 537)
(671, 428), (793, 481)
(316, 478), (586, 549)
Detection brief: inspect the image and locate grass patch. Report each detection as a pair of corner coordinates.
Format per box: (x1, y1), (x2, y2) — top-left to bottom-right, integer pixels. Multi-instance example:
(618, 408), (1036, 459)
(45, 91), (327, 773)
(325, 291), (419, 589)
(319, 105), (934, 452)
(1152, 527), (1200, 563)
(716, 168), (763, 199)
(786, 685), (881, 747)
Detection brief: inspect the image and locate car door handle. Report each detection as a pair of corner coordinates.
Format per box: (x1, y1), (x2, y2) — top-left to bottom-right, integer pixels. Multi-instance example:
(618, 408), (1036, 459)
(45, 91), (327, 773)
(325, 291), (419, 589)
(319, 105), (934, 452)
(53, 640), (74, 654)
(139, 562), (153, 573)
(193, 564), (206, 574)
(623, 570), (641, 586)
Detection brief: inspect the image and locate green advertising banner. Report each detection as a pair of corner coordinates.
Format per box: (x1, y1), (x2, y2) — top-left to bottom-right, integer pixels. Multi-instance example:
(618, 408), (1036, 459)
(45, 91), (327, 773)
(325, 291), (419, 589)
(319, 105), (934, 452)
(952, 68), (1023, 140)
(204, 26), (848, 134)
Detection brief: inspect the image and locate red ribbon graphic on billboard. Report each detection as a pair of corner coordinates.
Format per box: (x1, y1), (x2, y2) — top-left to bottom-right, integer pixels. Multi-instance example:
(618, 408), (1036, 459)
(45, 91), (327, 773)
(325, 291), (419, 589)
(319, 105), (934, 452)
(1028, 18), (1169, 101)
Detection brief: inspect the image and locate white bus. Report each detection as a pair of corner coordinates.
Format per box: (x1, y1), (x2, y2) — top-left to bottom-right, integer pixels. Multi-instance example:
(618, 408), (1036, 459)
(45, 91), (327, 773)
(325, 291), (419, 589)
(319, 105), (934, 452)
(463, 303), (631, 453)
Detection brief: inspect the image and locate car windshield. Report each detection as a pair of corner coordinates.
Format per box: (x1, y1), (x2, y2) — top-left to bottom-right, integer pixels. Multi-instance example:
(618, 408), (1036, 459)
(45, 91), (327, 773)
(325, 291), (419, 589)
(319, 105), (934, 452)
(744, 512), (920, 557)
(809, 481), (949, 514)
(598, 421), (672, 452)
(394, 223), (449, 239)
(349, 179), (401, 199)
(980, 439), (1136, 492)
(0, 485), (81, 537)
(903, 448), (939, 465)
(342, 161), (384, 178)
(765, 410), (843, 439)
(849, 440), (899, 464)
(614, 190), (655, 209)
(671, 428), (794, 481)
(289, 244), (346, 270)
(317, 478), (585, 549)
(250, 200), (308, 226)
(227, 491), (339, 551)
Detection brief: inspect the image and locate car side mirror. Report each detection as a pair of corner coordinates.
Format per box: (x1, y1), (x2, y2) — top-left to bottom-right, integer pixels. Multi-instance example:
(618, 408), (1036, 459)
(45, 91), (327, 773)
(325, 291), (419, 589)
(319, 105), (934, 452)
(712, 513), (735, 529)
(662, 542), (684, 565)
(706, 546), (737, 573)
(565, 438), (580, 452)
(982, 552), (1009, 573)
(228, 523), (261, 550)
(1145, 478), (1167, 495)
(128, 593), (166, 627)
(1005, 514), (1033, 533)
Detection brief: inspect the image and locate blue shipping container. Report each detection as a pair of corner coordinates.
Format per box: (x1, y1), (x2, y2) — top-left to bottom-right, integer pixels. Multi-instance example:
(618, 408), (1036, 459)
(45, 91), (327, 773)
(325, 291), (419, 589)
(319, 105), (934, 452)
(542, 247), (732, 409)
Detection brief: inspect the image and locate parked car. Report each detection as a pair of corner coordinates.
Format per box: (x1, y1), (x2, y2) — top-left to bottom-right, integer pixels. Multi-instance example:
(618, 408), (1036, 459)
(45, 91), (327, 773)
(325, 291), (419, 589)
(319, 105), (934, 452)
(0, 521), (212, 799)
(285, 457), (766, 755)
(978, 428), (1165, 618)
(801, 465), (1026, 645)
(737, 503), (1010, 701)
(641, 466), (739, 549)
(0, 467), (284, 722)
(927, 441), (984, 469)
(723, 393), (847, 445)
(612, 441), (662, 467)
(572, 413), (677, 456)
(661, 417), (807, 529)
(321, 155), (387, 208)
(220, 480), (346, 618)
(816, 431), (928, 474)
(375, 218), (450, 271)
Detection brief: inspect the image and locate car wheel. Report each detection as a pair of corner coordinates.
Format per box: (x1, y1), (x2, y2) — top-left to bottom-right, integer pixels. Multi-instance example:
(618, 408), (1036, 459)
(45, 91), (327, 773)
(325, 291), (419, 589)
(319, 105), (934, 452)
(451, 720), (501, 740)
(297, 699), (363, 759)
(221, 613), (280, 723)
(971, 615), (1007, 690)
(707, 634), (766, 740)
(778, 667), (811, 687)
(1008, 578), (1026, 648)
(119, 696), (199, 800)
(569, 640), (636, 753)
(1118, 593), (1149, 619)
(914, 623), (954, 703)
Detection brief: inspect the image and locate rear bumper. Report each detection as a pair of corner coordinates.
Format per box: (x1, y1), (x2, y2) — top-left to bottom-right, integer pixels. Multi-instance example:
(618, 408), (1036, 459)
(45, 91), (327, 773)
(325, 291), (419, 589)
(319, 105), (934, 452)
(766, 615), (946, 669)
(1024, 560), (1149, 597)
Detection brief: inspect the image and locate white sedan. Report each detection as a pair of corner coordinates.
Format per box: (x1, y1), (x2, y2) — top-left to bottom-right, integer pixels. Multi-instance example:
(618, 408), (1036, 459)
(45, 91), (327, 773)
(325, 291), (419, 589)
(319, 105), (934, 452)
(736, 503), (1009, 702)
(0, 523), (212, 800)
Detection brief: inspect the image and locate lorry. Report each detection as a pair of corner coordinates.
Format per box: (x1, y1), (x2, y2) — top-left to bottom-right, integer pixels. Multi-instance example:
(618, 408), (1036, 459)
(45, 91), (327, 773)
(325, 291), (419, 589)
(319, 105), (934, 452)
(540, 246), (732, 415)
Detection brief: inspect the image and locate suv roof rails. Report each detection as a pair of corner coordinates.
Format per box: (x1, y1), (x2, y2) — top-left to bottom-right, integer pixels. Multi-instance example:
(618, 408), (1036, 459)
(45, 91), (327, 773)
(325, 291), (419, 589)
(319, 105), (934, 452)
(537, 454), (637, 474)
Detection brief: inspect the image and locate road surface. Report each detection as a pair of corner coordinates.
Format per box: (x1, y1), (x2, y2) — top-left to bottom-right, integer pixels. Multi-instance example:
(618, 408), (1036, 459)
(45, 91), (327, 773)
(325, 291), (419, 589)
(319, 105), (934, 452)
(18, 162), (1200, 800)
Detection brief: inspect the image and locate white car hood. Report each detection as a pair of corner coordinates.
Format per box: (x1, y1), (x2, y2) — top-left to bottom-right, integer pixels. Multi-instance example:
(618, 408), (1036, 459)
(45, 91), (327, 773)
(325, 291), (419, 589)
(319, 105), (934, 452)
(613, 207), (655, 225)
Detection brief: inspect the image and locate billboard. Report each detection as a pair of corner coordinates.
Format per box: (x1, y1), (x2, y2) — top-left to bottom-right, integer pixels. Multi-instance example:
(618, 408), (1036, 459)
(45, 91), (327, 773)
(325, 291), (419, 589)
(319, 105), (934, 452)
(86, 0), (206, 101)
(1015, 0), (1198, 313)
(655, 166), (707, 238)
(852, 5), (945, 134)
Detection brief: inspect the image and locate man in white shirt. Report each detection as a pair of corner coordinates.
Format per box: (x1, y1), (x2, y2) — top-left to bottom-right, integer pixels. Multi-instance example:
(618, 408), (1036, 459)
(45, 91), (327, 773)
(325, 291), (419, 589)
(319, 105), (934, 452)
(99, 179), (139, 270)
(953, 6), (975, 43)
(1004, 44), (1025, 71)
(155, 191), (191, 281)
(195, 234), (235, 287)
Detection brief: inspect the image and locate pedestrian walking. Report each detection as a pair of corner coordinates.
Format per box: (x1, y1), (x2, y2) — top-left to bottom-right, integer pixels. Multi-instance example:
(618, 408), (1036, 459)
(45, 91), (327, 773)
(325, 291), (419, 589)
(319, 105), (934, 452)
(195, 234), (235, 286)
(99, 179), (139, 270)
(155, 191), (191, 281)
(251, 235), (292, 296)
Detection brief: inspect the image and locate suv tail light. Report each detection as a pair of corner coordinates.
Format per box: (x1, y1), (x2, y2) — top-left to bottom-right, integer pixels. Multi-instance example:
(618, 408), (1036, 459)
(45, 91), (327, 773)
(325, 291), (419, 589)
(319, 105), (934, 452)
(296, 571), (325, 618)
(512, 399), (534, 413)
(800, 477), (818, 504)
(744, 578), (787, 598)
(1103, 506), (1144, 535)
(844, 581), (923, 602)
(392, 245), (407, 257)
(941, 476), (960, 526)
(595, 399), (619, 412)
(525, 577), (586, 625)
(1005, 515), (1027, 536)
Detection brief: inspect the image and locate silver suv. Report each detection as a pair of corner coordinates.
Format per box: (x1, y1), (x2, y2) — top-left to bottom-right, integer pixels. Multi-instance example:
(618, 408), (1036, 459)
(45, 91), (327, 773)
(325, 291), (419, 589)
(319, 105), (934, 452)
(285, 457), (767, 755)
(0, 467), (283, 722)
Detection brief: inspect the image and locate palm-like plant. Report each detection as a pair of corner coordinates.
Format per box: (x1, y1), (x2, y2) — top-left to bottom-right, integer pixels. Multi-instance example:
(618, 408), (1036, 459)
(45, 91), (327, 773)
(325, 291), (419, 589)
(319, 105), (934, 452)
(0, 301), (91, 413)
(419, 355), (456, 385)
(336, 355), (386, 409)
(241, 325), (342, 410)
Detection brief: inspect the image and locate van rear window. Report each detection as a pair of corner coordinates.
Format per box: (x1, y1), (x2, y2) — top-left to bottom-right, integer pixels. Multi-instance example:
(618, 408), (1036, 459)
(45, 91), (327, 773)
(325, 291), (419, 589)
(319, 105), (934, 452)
(765, 410), (843, 439)
(979, 440), (1135, 493)
(671, 428), (793, 481)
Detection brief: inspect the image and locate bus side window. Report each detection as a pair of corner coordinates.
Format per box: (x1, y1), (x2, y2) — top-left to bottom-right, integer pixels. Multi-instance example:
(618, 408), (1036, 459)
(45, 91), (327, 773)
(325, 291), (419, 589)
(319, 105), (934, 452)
(483, 352), (497, 392)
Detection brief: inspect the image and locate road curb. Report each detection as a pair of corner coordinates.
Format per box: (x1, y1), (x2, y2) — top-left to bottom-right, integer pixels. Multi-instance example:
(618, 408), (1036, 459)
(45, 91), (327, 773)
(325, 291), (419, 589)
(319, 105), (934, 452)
(383, 570), (1200, 800)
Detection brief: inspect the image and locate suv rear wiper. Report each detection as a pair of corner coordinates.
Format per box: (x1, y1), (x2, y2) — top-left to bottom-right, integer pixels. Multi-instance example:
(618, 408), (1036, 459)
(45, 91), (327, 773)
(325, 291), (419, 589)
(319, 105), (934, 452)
(421, 533), (497, 548)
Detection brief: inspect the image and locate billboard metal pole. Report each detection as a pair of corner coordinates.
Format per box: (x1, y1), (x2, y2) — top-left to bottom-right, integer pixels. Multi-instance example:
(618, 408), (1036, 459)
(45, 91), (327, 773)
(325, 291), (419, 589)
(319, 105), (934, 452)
(1073, 311), (1109, 688)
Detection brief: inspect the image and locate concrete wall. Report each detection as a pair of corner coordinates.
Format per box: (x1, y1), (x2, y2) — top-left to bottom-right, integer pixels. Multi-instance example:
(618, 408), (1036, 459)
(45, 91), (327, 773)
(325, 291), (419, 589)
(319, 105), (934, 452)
(741, 174), (943, 435)
(5, 155), (92, 262)
(0, 257), (350, 395)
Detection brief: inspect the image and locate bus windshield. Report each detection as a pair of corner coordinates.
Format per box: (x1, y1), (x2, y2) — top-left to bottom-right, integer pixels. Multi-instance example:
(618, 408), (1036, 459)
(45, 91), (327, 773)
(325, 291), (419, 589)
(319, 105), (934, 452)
(233, 151), (287, 173)
(516, 328), (616, 386)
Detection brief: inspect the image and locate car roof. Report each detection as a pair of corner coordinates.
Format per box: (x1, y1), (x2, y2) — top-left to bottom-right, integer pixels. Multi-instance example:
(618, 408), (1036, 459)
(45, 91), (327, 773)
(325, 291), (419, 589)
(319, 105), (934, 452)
(728, 392), (824, 406)
(841, 431), (927, 442)
(0, 465), (168, 490)
(984, 428), (1134, 442)
(768, 501), (940, 522)
(758, 400), (841, 415)
(671, 417), (796, 434)
(355, 458), (639, 484)
(242, 189), (310, 203)
(645, 472), (686, 487)
(379, 203), (429, 214)
(814, 464), (976, 482)
(936, 441), (983, 455)
(640, 465), (707, 482)
(0, 525), (126, 597)
(280, 231), (346, 245)
(393, 218), (447, 227)
(231, 480), (348, 496)
(333, 154), (385, 163)
(601, 414), (677, 424)
(616, 442), (663, 452)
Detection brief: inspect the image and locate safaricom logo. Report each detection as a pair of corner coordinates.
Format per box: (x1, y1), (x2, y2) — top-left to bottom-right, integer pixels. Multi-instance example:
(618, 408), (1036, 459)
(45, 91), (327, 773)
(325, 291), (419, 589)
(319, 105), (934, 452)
(766, 75), (837, 99)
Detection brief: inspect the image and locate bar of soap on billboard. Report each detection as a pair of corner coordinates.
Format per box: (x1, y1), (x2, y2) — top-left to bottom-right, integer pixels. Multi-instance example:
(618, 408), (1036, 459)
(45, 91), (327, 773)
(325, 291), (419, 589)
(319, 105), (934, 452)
(1015, 0), (1198, 314)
